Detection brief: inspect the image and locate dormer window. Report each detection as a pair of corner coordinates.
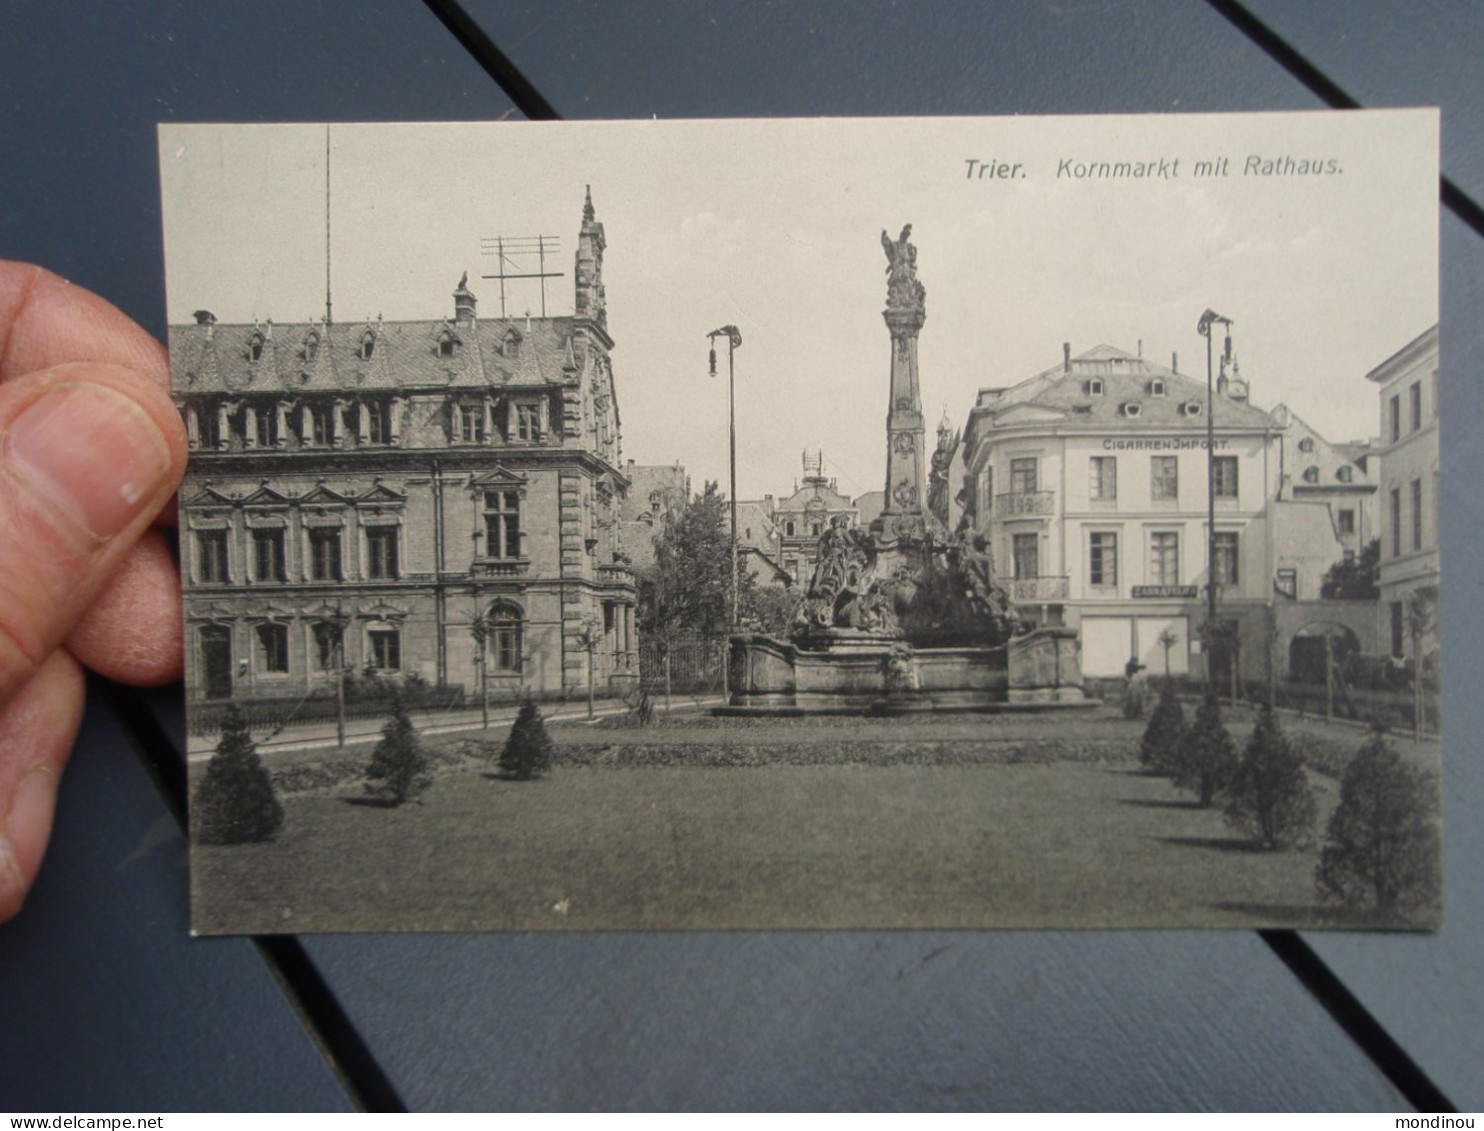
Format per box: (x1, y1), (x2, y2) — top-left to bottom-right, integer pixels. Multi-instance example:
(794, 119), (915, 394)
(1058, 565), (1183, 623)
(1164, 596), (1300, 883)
(1182, 401), (1203, 417)
(1299, 437), (1315, 453)
(302, 331), (320, 362)
(1149, 379), (1166, 397)
(247, 332), (264, 363)
(1336, 465), (1354, 483)
(437, 329), (458, 359)
(1086, 378), (1104, 396)
(1302, 466), (1320, 484)
(358, 332), (376, 361)
(504, 329), (521, 358)
(1121, 402), (1142, 418)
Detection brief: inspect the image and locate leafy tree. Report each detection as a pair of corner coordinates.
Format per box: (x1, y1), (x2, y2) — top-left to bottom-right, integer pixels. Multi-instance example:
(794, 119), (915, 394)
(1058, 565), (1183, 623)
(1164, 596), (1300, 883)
(500, 697), (555, 780)
(1139, 682), (1186, 775)
(1224, 703), (1317, 849)
(193, 706), (284, 845)
(1174, 688), (1239, 807)
(365, 695), (431, 805)
(1316, 728), (1441, 916)
(638, 480), (737, 640)
(1321, 538), (1380, 600)
(740, 583), (798, 637)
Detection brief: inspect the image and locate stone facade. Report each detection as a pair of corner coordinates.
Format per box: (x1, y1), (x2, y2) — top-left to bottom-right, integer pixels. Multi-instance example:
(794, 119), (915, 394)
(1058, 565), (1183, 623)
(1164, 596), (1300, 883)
(172, 191), (637, 705)
(1367, 324), (1440, 659)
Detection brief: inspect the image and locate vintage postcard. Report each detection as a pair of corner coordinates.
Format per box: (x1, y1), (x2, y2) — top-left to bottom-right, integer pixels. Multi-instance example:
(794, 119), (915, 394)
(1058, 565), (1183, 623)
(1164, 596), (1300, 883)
(161, 112), (1441, 933)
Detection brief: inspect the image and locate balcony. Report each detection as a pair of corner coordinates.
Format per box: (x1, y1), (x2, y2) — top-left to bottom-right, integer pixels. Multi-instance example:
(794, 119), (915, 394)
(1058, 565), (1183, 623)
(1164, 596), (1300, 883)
(994, 490), (1055, 517)
(597, 561), (635, 586)
(1011, 576), (1070, 602)
(471, 557), (530, 579)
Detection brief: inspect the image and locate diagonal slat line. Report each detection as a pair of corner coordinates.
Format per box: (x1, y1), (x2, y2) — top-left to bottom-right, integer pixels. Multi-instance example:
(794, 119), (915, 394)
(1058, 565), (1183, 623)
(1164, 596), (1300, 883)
(420, 0), (562, 120)
(100, 677), (407, 1114)
(1259, 931), (1457, 1113)
(1205, 0), (1484, 238)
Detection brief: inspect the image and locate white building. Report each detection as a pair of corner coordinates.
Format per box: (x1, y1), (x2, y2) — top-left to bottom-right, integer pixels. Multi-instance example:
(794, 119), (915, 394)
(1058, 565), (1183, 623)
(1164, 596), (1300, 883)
(962, 343), (1287, 681)
(1367, 324), (1440, 658)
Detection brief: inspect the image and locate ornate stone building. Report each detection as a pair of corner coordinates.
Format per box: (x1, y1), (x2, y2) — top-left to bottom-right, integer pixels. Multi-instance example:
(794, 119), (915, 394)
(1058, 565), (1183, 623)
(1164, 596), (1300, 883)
(172, 190), (637, 705)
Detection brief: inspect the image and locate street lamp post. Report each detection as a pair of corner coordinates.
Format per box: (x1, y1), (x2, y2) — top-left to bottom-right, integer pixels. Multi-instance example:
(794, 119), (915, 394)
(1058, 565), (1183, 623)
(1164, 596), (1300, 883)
(1197, 308), (1232, 688)
(708, 325), (743, 628)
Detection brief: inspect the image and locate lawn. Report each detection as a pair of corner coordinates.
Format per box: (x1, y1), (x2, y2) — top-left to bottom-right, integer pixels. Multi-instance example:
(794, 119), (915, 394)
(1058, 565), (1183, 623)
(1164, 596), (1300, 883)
(191, 706), (1441, 934)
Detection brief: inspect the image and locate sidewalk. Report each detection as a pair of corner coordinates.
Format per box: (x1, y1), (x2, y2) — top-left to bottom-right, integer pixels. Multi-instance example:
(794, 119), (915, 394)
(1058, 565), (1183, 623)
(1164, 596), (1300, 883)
(186, 695), (727, 759)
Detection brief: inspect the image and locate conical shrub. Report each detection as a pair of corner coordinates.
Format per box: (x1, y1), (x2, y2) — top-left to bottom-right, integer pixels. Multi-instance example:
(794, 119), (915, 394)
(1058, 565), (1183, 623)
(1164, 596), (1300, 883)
(1140, 681), (1186, 775)
(193, 706), (284, 845)
(1224, 703), (1317, 849)
(365, 695), (431, 805)
(500, 698), (554, 780)
(1175, 688), (1239, 807)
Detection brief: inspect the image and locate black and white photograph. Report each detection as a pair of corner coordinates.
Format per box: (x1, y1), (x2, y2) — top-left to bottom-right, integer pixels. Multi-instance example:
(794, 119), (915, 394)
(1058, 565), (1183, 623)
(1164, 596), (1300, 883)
(161, 111), (1441, 933)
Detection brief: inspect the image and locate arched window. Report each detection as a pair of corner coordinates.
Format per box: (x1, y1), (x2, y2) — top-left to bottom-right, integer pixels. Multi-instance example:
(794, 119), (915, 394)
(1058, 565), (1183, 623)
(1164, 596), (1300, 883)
(489, 602), (523, 672)
(1298, 437), (1315, 453)
(1302, 466), (1320, 484)
(358, 331), (376, 361)
(247, 332), (265, 363)
(1336, 465), (1354, 483)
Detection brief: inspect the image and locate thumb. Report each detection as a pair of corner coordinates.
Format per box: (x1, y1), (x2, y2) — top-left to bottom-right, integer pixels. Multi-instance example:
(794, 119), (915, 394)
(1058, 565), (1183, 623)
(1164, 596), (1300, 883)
(0, 363), (186, 706)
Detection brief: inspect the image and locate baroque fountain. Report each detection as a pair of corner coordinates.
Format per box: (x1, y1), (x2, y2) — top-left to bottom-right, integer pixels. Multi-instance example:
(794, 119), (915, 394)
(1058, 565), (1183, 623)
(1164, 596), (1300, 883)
(722, 226), (1092, 714)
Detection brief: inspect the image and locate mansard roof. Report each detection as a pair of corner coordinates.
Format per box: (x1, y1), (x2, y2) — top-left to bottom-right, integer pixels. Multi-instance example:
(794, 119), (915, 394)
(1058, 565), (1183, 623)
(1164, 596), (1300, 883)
(978, 345), (1279, 431)
(169, 314), (582, 396)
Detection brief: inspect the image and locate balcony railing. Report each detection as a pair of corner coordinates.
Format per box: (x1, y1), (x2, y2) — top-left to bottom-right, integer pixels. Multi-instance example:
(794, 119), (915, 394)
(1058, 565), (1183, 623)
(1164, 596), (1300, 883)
(994, 490), (1055, 517)
(471, 558), (530, 578)
(1011, 576), (1070, 602)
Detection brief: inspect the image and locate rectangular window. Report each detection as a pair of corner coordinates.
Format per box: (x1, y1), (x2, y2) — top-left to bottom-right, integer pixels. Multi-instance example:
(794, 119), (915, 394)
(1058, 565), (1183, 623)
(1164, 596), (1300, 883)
(1409, 381), (1422, 432)
(1012, 533), (1039, 580)
(367, 628), (401, 671)
(980, 467), (993, 516)
(1089, 456), (1117, 501)
(1009, 458), (1038, 495)
(255, 623), (289, 674)
(311, 622), (342, 672)
(201, 407), (223, 448)
(308, 528), (343, 582)
(1411, 478), (1423, 551)
(491, 609), (522, 672)
(1275, 568), (1297, 600)
(1214, 531), (1239, 586)
(309, 404), (333, 446)
(1151, 456), (1178, 501)
(1089, 532), (1118, 587)
(252, 404), (275, 447)
(1390, 601), (1405, 656)
(197, 529), (229, 583)
(515, 403), (541, 442)
(366, 401), (388, 444)
(1213, 456), (1239, 499)
(365, 527), (399, 580)
(252, 528), (286, 582)
(483, 491), (521, 559)
(1149, 532), (1179, 585)
(1390, 486), (1402, 557)
(458, 404), (485, 443)
(1390, 394), (1401, 443)
(1337, 508), (1356, 535)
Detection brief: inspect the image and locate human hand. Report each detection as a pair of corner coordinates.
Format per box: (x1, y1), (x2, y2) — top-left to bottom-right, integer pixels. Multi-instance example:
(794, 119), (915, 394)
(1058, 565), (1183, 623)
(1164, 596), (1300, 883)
(0, 261), (187, 921)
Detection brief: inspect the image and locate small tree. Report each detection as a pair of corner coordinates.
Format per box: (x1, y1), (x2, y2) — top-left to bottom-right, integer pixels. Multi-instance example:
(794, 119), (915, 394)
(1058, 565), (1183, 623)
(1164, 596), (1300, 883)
(500, 698), (555, 780)
(1224, 702), (1317, 849)
(1175, 688), (1239, 807)
(193, 706), (284, 845)
(365, 695), (431, 805)
(1140, 681), (1186, 775)
(1316, 727), (1441, 917)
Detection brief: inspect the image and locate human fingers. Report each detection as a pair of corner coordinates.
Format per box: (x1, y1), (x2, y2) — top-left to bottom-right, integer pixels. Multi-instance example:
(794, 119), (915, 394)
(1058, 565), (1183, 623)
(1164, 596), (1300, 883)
(65, 529), (183, 686)
(0, 363), (186, 709)
(0, 648), (85, 923)
(0, 261), (178, 529)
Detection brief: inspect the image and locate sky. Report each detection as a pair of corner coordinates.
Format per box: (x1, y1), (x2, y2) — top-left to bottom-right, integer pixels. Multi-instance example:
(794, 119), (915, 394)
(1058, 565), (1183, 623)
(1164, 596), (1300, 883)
(159, 112), (1437, 502)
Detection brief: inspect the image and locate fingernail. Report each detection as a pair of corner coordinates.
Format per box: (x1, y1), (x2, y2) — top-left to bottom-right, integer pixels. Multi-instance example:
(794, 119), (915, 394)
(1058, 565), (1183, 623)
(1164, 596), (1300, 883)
(4, 382), (172, 540)
(1, 768), (55, 897)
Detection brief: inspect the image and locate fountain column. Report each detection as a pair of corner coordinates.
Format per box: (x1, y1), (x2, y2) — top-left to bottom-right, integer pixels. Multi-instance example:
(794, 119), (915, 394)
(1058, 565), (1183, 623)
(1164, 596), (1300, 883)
(877, 225), (931, 543)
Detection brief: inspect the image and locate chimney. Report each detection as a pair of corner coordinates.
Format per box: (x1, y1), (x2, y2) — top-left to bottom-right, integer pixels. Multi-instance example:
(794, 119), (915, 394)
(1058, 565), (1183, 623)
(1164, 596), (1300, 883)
(453, 273), (477, 326)
(194, 309), (217, 340)
(1137, 338), (1143, 359)
(1063, 342), (1071, 372)
(1171, 351), (1178, 375)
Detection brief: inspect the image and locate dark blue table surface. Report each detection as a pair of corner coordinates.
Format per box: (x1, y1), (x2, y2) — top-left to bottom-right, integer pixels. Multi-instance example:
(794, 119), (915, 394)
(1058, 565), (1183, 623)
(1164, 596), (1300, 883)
(2, 0), (1479, 1111)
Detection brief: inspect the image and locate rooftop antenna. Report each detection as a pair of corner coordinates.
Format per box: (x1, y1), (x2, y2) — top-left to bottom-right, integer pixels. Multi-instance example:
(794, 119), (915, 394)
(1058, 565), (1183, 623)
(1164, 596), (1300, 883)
(479, 234), (564, 319)
(324, 124), (333, 326)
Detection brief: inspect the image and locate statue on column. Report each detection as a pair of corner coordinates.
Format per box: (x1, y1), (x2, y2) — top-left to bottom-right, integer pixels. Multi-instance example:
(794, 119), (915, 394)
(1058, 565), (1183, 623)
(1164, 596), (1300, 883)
(881, 225), (927, 312)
